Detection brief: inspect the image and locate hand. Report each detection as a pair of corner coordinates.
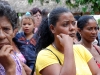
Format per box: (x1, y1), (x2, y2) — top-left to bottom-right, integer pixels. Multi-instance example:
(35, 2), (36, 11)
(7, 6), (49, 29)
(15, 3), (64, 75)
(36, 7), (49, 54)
(22, 62), (32, 75)
(0, 45), (16, 71)
(57, 33), (73, 47)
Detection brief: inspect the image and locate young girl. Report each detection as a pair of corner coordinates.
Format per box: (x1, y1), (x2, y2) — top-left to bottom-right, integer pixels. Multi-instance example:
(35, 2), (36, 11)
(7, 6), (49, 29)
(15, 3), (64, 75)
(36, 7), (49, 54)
(0, 1), (26, 75)
(35, 7), (100, 75)
(13, 14), (36, 71)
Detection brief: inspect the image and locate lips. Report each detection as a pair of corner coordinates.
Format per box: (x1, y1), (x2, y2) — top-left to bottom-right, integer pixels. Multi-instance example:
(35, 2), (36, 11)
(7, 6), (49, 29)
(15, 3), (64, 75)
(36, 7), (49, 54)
(69, 33), (76, 37)
(25, 29), (29, 31)
(90, 36), (97, 39)
(24, 29), (29, 32)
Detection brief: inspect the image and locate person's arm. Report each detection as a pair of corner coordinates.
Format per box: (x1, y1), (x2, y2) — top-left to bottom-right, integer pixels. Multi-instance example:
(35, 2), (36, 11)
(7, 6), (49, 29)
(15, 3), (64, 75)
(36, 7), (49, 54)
(6, 68), (16, 75)
(40, 34), (76, 75)
(88, 58), (100, 75)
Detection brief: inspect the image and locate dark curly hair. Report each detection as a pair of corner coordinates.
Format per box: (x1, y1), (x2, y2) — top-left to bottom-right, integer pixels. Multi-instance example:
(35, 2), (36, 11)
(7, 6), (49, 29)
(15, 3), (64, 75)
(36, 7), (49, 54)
(35, 7), (70, 53)
(0, 0), (18, 30)
(30, 7), (42, 15)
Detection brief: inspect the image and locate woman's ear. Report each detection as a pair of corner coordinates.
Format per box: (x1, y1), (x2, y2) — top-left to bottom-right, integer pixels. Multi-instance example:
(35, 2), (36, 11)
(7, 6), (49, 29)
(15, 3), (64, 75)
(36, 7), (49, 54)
(49, 24), (55, 34)
(77, 28), (81, 34)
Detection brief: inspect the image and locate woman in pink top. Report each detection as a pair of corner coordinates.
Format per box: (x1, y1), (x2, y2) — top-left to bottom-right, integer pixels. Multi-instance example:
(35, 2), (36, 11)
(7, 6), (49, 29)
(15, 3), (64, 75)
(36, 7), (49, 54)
(0, 1), (29, 75)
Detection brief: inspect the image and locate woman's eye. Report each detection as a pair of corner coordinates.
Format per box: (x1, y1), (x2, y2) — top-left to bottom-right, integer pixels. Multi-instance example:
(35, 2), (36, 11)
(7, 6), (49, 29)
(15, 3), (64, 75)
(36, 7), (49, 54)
(72, 21), (76, 25)
(63, 22), (69, 27)
(63, 24), (68, 27)
(3, 28), (10, 31)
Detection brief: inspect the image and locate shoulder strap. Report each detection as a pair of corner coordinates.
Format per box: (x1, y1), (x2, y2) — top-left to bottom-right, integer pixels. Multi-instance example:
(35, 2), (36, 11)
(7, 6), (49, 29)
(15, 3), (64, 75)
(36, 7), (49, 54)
(46, 48), (62, 65)
(93, 45), (100, 55)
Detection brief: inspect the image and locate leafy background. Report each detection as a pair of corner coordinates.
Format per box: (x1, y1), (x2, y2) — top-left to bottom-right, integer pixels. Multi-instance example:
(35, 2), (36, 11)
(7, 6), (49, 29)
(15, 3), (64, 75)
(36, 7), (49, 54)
(28, 0), (100, 14)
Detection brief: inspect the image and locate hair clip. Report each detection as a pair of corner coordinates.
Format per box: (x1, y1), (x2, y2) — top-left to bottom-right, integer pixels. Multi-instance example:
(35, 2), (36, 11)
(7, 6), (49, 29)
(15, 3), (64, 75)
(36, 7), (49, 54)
(25, 12), (31, 16)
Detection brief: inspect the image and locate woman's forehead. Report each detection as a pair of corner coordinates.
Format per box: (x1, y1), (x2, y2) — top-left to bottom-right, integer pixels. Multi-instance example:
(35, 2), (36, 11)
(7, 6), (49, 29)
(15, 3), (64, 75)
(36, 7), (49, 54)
(58, 12), (75, 21)
(0, 16), (12, 26)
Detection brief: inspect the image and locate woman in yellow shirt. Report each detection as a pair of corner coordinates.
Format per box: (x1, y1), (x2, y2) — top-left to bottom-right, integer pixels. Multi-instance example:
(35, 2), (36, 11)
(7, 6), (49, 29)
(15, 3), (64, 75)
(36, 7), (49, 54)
(35, 7), (100, 75)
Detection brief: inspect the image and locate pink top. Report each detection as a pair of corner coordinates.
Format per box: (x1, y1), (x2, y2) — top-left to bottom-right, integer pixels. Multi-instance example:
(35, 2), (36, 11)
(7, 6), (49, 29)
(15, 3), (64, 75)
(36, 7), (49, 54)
(0, 54), (22, 75)
(16, 52), (26, 63)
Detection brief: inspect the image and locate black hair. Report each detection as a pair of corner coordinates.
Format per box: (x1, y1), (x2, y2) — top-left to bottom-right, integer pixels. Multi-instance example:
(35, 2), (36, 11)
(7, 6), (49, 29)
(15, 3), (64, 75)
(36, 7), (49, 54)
(42, 8), (49, 18)
(77, 15), (96, 30)
(74, 15), (81, 21)
(30, 7), (42, 15)
(0, 0), (18, 30)
(74, 15), (81, 41)
(35, 7), (70, 53)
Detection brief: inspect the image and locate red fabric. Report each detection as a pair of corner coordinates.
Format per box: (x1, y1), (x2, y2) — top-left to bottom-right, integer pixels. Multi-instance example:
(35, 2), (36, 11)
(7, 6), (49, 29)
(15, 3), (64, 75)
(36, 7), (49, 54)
(97, 63), (100, 68)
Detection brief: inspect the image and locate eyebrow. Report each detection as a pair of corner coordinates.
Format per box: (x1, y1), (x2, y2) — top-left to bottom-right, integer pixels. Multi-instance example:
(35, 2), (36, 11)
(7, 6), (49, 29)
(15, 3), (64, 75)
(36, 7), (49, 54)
(2, 24), (11, 27)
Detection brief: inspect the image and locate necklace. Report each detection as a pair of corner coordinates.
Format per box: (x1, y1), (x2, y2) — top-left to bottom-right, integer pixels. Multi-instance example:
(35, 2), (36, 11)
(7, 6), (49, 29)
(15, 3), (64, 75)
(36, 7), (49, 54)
(52, 43), (57, 49)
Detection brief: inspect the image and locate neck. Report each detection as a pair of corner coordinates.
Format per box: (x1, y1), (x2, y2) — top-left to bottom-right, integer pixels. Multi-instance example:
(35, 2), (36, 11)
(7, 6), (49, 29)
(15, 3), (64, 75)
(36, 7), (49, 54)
(25, 32), (33, 40)
(80, 39), (93, 50)
(53, 40), (64, 53)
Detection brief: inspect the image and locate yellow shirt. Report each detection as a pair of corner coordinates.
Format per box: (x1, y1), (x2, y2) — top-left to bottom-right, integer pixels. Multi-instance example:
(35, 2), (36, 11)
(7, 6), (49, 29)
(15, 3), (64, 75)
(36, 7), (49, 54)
(36, 44), (93, 75)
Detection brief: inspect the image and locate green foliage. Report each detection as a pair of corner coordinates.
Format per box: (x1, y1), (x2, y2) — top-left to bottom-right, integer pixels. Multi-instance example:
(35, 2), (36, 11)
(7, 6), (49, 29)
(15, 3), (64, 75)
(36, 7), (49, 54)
(82, 6), (87, 13)
(18, 13), (22, 17)
(56, 0), (60, 3)
(55, 0), (100, 13)
(65, 0), (100, 13)
(28, 0), (33, 4)
(98, 19), (100, 26)
(27, 0), (100, 13)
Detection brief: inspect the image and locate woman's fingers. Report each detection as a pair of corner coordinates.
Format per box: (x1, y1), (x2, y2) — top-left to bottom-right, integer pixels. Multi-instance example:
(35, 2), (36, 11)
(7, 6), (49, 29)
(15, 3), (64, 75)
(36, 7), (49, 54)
(0, 45), (13, 57)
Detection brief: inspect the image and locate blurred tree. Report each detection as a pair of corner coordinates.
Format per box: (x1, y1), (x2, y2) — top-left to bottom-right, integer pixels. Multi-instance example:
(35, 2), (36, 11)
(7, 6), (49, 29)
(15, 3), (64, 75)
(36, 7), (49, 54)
(28, 0), (100, 14)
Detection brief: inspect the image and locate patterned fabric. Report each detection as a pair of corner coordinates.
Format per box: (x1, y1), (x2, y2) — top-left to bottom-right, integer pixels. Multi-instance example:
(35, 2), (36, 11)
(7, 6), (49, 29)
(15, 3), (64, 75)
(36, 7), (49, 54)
(0, 54), (22, 75)
(16, 52), (26, 63)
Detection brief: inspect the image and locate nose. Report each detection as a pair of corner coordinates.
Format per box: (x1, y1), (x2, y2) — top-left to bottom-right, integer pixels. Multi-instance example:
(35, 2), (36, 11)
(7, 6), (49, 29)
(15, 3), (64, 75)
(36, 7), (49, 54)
(24, 24), (29, 27)
(91, 29), (97, 34)
(0, 29), (6, 39)
(37, 15), (40, 19)
(69, 24), (76, 32)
